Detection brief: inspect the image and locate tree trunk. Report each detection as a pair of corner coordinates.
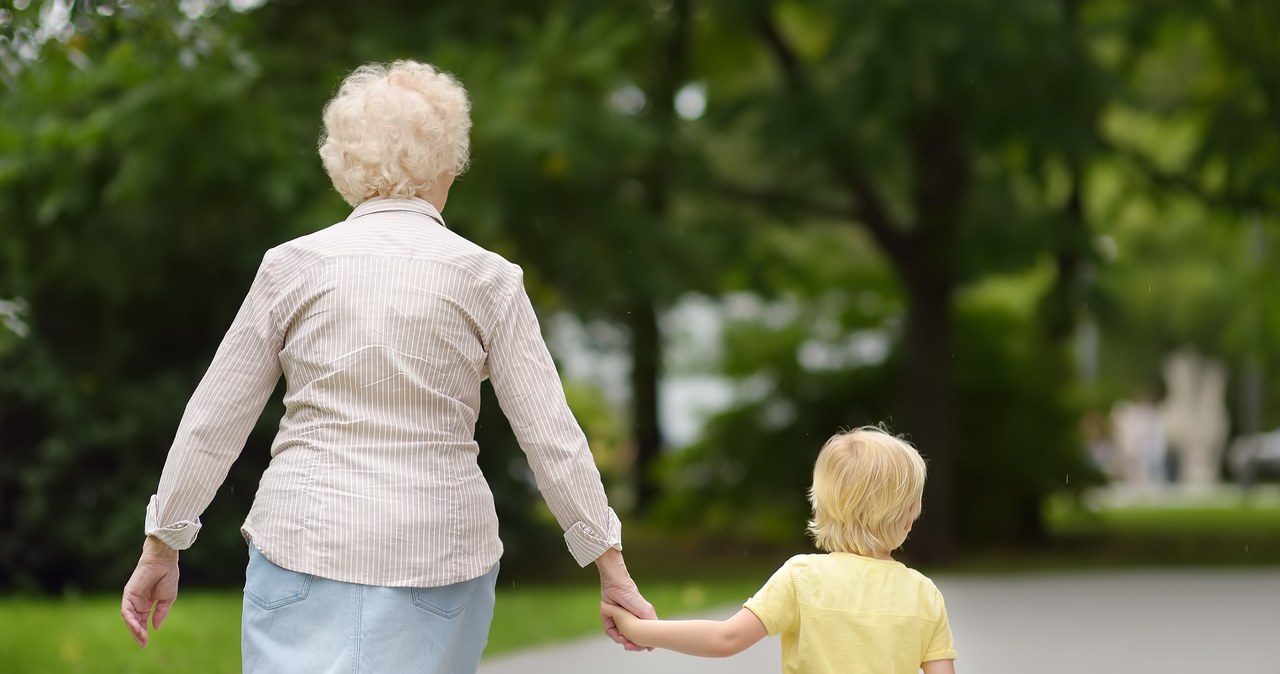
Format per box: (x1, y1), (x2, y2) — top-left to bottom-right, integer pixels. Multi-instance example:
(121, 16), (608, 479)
(1015, 491), (1048, 546)
(898, 107), (964, 563)
(1045, 168), (1087, 343)
(629, 0), (689, 513)
(629, 301), (663, 513)
(1021, 171), (1087, 547)
(899, 269), (957, 563)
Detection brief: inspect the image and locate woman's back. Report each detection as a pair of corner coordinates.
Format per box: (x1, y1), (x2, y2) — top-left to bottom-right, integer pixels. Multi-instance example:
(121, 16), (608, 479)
(275, 204), (512, 447)
(245, 199), (520, 587)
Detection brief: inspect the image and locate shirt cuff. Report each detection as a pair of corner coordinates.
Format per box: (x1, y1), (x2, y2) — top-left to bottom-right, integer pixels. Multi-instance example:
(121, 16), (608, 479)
(144, 494), (202, 551)
(563, 508), (623, 567)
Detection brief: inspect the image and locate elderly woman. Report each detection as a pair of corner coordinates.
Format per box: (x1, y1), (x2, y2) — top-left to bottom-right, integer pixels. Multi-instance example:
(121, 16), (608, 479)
(121, 60), (655, 673)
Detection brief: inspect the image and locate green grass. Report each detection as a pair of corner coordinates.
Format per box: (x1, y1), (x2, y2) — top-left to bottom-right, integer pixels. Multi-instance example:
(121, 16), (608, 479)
(963, 496), (1280, 571)
(0, 577), (765, 673)
(0, 593), (243, 674)
(1046, 499), (1280, 535)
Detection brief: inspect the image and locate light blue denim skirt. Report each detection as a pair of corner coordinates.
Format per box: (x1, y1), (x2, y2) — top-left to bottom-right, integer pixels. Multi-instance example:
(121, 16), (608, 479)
(242, 544), (499, 674)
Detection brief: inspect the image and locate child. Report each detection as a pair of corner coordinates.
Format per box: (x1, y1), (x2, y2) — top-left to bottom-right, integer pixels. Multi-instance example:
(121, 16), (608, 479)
(602, 427), (957, 673)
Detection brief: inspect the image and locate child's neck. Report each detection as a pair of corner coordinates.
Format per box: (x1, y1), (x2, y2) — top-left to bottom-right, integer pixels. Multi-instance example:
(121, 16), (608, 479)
(843, 549), (895, 561)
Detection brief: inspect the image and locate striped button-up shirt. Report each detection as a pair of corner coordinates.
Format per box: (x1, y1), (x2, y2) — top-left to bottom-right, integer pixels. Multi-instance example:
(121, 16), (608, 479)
(145, 197), (621, 587)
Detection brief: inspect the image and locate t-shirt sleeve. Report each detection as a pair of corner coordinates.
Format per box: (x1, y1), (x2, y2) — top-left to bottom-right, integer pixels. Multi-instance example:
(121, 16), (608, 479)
(923, 587), (958, 662)
(743, 558), (799, 636)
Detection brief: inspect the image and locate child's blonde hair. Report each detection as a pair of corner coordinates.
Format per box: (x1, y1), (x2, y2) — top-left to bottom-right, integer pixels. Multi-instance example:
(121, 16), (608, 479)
(807, 426), (927, 557)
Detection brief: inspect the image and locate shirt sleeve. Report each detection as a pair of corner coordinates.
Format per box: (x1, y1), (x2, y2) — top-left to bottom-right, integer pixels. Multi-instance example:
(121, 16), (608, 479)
(144, 251), (285, 550)
(923, 587), (958, 662)
(743, 558), (799, 636)
(484, 269), (621, 567)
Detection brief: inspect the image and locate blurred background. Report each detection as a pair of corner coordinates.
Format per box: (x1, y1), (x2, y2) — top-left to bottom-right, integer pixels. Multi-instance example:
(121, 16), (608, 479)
(1, 0), (1278, 671)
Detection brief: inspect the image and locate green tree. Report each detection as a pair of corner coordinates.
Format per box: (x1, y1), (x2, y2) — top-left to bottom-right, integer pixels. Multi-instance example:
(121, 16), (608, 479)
(0, 2), (332, 590)
(681, 0), (1105, 559)
(1084, 0), (1280, 431)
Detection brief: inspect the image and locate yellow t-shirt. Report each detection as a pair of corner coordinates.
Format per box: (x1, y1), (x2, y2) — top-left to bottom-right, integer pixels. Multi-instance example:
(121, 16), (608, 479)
(743, 552), (956, 674)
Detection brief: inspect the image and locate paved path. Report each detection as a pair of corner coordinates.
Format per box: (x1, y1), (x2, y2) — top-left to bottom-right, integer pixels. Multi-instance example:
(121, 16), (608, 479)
(480, 569), (1280, 674)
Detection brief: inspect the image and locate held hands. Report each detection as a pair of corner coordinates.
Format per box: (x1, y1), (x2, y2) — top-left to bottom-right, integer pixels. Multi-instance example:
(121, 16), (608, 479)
(601, 581), (656, 652)
(120, 536), (180, 648)
(595, 548), (657, 651)
(600, 602), (646, 646)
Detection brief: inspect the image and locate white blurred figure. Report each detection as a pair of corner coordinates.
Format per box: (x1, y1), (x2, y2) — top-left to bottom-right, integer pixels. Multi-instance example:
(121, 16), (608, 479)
(1111, 393), (1168, 486)
(1161, 350), (1229, 486)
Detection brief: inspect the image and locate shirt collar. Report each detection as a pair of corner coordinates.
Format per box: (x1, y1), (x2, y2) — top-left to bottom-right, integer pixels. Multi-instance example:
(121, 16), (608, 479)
(346, 197), (446, 228)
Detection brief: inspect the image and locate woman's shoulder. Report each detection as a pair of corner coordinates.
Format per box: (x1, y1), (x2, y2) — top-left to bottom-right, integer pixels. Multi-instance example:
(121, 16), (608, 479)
(272, 221), (520, 284)
(432, 233), (523, 292)
(269, 220), (356, 259)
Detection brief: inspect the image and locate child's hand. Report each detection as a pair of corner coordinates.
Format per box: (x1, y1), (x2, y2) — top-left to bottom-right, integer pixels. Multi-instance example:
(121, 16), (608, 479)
(600, 601), (641, 638)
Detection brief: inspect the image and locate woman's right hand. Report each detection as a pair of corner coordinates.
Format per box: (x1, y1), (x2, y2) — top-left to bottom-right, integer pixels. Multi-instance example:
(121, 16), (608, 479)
(120, 536), (180, 648)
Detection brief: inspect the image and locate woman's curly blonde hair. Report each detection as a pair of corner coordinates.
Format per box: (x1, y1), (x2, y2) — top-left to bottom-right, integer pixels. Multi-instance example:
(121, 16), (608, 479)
(318, 60), (471, 206)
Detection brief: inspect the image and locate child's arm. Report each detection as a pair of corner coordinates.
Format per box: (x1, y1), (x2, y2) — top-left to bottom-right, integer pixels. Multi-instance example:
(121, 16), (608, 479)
(600, 603), (767, 658)
(922, 659), (956, 674)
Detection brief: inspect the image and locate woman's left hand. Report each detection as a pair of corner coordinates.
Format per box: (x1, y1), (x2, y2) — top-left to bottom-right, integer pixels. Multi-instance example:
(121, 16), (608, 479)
(120, 536), (180, 648)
